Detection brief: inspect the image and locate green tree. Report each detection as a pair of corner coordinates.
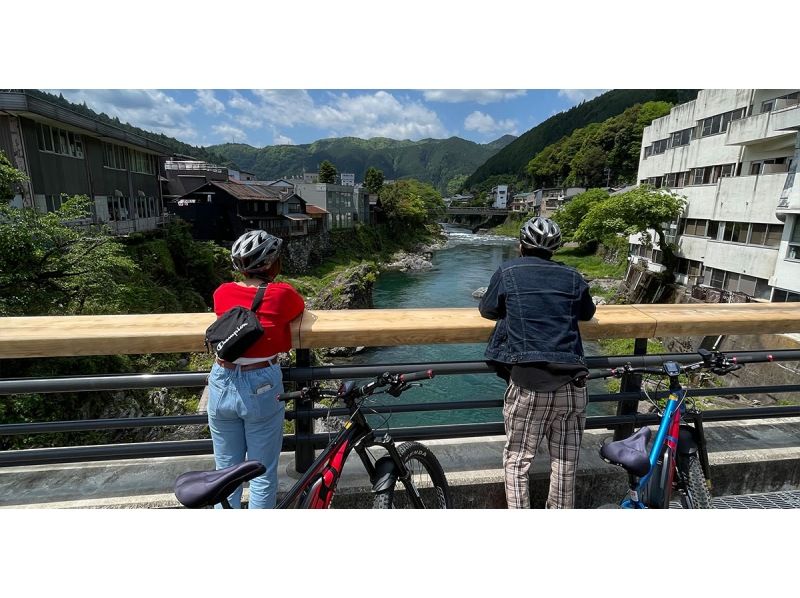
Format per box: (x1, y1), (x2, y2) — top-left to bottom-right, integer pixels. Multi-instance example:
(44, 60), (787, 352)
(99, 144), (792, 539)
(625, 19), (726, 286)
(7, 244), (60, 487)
(574, 185), (686, 274)
(364, 166), (385, 194)
(552, 188), (610, 242)
(0, 149), (28, 200)
(0, 195), (137, 316)
(319, 160), (337, 184)
(379, 179), (444, 231)
(445, 174), (468, 196)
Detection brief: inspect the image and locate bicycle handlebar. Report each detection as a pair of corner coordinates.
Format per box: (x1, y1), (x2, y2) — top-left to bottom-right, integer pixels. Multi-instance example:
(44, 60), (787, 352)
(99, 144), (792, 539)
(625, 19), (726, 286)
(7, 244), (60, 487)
(399, 369), (434, 383)
(588, 350), (745, 380)
(277, 369), (435, 402)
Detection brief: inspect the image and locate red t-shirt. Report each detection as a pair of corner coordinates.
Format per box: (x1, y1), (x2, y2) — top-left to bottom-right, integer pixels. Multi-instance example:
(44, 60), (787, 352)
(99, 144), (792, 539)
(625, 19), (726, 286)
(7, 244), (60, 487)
(213, 282), (305, 357)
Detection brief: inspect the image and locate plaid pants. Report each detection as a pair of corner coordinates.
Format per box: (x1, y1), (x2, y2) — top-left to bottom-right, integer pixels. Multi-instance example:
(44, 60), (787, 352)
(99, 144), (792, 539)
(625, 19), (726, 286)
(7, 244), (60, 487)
(503, 382), (587, 509)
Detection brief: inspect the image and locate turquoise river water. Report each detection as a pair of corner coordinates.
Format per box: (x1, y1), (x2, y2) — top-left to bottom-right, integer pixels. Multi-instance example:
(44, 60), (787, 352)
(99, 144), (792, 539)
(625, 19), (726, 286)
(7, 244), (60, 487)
(345, 223), (607, 428)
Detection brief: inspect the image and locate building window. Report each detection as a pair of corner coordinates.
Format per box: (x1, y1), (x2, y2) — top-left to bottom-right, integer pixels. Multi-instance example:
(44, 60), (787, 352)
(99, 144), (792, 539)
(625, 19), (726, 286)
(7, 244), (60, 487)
(772, 288), (800, 302)
(44, 193), (66, 213)
(751, 157), (791, 176)
(761, 91), (800, 114)
(722, 221), (747, 243)
(682, 218), (708, 237)
(130, 150), (156, 175)
(651, 138), (670, 155)
(699, 108), (746, 137)
(787, 219), (800, 260)
(707, 220), (720, 240)
(690, 163), (736, 185)
(670, 127), (693, 148)
(103, 143), (128, 170)
(36, 123), (83, 158)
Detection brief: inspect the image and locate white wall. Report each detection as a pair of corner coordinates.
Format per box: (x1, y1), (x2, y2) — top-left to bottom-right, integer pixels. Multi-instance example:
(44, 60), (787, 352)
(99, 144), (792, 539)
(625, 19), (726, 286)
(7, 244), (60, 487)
(703, 241), (778, 281)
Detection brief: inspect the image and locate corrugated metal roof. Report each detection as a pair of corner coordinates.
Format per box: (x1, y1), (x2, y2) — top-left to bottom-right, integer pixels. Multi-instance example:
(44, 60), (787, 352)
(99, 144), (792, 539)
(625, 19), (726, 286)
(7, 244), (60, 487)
(305, 204), (329, 215)
(210, 181), (284, 201)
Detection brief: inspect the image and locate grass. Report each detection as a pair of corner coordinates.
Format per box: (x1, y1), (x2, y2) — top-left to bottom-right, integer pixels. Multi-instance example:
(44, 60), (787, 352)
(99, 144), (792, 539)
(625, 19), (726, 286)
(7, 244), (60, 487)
(589, 285), (616, 300)
(597, 337), (667, 356)
(553, 246), (626, 279)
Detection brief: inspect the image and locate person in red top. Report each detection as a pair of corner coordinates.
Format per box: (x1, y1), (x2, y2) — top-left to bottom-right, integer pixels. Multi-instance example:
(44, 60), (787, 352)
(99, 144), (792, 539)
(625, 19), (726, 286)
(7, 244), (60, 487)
(207, 230), (305, 508)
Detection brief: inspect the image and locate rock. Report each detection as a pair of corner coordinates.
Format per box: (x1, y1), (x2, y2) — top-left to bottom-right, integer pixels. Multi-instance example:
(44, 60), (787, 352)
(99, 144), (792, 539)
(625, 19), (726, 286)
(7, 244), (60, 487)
(323, 346), (366, 358)
(383, 251), (434, 272)
(307, 263), (377, 310)
(472, 287), (487, 299)
(592, 296), (607, 305)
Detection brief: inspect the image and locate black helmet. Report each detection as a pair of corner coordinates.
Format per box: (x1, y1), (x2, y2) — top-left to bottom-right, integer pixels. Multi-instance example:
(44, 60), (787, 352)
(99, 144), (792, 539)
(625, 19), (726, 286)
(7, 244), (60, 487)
(231, 230), (283, 274)
(520, 217), (562, 253)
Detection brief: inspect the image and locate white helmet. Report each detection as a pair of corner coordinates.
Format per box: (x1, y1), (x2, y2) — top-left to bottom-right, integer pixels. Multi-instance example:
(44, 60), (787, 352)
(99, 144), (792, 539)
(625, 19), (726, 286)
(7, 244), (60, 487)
(520, 217), (562, 253)
(230, 230), (283, 274)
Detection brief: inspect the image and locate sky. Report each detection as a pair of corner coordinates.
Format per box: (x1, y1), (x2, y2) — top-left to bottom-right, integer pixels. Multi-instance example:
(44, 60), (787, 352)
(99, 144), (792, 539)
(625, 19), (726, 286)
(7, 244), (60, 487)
(51, 89), (606, 148)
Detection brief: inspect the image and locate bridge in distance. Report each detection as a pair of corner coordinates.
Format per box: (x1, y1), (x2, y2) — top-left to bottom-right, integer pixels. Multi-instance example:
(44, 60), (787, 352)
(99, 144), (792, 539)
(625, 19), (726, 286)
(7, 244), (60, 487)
(444, 207), (509, 216)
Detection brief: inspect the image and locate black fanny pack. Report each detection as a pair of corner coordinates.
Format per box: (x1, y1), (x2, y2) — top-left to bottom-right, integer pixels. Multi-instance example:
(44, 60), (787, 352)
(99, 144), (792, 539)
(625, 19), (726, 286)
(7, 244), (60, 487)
(205, 285), (267, 362)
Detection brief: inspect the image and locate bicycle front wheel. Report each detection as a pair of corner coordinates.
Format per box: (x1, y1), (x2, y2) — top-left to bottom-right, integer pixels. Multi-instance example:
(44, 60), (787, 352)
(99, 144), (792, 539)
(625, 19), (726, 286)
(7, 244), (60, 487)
(373, 441), (451, 509)
(681, 455), (713, 509)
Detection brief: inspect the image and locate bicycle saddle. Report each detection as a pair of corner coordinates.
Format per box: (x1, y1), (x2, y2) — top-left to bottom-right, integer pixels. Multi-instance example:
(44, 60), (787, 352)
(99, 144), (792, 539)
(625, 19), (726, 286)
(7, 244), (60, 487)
(174, 460), (266, 508)
(599, 427), (652, 477)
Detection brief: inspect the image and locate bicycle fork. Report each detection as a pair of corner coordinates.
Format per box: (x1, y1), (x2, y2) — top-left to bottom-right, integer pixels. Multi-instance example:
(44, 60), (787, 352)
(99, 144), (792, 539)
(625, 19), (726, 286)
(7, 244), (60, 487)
(359, 433), (425, 508)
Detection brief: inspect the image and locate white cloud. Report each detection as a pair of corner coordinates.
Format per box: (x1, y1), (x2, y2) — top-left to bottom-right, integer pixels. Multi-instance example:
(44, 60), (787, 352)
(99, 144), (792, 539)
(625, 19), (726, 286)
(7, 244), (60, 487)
(53, 89), (198, 141)
(423, 90), (527, 104)
(196, 90), (225, 115)
(463, 111), (518, 136)
(229, 90), (448, 140)
(273, 132), (294, 145)
(558, 89), (607, 104)
(212, 124), (247, 142)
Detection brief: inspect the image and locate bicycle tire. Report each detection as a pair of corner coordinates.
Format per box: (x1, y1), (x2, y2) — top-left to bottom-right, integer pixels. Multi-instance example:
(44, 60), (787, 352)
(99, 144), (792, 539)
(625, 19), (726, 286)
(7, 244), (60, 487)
(681, 455), (713, 509)
(373, 441), (451, 509)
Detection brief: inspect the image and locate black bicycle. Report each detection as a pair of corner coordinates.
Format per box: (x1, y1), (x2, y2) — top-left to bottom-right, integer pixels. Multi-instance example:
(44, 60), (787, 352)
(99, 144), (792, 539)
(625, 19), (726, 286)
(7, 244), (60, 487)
(175, 370), (452, 509)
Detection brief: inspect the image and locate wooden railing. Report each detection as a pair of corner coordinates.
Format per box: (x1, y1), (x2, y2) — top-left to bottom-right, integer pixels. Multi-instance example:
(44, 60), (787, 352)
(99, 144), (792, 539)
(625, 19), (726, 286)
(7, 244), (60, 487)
(2, 303), (800, 358)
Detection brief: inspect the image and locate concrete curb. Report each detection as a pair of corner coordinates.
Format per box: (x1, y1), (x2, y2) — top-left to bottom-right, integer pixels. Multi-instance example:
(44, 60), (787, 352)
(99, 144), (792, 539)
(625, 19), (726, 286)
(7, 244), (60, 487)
(1, 418), (798, 509)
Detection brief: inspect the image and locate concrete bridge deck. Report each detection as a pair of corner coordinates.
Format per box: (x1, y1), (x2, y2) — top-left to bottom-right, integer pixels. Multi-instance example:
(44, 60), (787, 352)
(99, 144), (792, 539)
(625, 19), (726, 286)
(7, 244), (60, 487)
(3, 417), (797, 509)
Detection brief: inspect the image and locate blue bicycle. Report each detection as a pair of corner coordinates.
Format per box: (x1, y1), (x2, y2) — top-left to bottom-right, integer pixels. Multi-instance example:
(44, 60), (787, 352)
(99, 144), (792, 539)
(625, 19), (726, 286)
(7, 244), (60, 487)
(596, 349), (742, 509)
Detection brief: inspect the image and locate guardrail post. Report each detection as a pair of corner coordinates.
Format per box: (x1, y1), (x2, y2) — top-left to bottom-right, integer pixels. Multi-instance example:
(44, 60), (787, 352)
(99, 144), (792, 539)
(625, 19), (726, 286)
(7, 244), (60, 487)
(613, 338), (647, 441)
(293, 348), (314, 473)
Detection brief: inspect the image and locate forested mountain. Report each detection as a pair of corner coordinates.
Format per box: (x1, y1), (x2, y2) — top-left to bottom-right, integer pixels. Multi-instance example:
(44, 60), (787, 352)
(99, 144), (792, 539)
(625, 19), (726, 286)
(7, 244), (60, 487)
(526, 101), (674, 188)
(207, 135), (516, 193)
(465, 89), (698, 189)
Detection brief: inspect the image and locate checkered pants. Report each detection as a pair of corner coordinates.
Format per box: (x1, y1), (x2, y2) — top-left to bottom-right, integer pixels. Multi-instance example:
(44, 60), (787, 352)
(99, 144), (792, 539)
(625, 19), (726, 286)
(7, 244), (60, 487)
(503, 382), (587, 509)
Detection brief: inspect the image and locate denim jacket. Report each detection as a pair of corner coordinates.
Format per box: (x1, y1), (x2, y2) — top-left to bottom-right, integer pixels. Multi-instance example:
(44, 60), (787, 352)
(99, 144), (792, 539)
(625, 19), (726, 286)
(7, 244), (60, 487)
(479, 255), (596, 365)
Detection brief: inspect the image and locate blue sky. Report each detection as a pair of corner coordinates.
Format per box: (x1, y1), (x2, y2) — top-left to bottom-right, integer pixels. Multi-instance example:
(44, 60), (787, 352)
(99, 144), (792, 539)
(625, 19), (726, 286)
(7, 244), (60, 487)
(53, 89), (606, 148)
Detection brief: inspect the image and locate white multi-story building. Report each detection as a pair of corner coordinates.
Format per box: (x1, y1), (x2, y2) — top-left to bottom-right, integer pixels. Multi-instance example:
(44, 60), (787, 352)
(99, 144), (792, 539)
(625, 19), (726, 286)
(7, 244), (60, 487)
(630, 89), (800, 302)
(490, 184), (509, 209)
(339, 173), (355, 186)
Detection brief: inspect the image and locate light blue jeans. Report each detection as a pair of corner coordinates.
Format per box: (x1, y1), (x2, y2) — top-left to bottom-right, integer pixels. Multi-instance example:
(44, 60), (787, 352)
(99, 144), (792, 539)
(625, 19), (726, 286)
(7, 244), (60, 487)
(207, 362), (285, 508)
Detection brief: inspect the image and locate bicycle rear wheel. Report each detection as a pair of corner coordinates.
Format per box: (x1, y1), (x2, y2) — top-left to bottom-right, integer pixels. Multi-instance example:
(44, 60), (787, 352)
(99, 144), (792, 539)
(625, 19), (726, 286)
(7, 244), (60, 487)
(373, 441), (451, 509)
(680, 455), (713, 509)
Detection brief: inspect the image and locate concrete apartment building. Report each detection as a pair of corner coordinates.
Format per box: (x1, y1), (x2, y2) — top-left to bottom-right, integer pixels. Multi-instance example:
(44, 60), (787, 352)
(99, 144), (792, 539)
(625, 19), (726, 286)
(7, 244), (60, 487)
(292, 182), (358, 229)
(631, 89), (800, 302)
(0, 91), (171, 235)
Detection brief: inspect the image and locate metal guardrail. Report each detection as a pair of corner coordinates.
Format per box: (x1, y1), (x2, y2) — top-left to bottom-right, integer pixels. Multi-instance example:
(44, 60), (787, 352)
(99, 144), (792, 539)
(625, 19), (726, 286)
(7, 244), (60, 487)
(1, 347), (799, 469)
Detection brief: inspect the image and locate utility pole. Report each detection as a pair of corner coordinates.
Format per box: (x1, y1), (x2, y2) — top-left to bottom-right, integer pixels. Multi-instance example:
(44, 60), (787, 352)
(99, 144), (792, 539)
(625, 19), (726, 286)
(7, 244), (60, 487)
(604, 167), (612, 188)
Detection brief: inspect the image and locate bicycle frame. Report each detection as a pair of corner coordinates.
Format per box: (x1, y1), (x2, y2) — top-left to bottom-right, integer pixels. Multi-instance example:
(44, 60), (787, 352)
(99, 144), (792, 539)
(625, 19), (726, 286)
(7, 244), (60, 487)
(276, 396), (422, 509)
(622, 386), (684, 509)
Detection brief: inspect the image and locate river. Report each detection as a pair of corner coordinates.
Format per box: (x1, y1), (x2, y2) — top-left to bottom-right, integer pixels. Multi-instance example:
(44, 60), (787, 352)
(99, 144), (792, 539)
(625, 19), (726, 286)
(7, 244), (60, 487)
(346, 223), (607, 428)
